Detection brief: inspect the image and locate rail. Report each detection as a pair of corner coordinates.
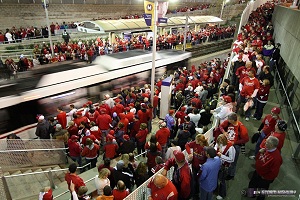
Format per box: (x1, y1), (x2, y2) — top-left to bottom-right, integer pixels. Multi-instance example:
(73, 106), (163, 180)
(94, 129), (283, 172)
(274, 64), (300, 158)
(3, 162), (91, 192)
(0, 147), (68, 153)
(52, 151), (147, 199)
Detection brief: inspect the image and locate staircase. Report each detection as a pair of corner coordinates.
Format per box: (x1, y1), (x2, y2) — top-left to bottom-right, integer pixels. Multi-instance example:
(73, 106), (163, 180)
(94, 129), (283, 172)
(3, 165), (66, 200)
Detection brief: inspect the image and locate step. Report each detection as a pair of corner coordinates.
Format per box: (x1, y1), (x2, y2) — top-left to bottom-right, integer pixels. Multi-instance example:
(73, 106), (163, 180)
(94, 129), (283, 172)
(33, 168), (50, 186)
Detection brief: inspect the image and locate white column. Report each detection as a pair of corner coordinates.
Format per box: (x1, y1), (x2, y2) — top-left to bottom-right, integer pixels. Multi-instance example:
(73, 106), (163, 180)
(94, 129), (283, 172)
(44, 0), (54, 57)
(150, 0), (158, 105)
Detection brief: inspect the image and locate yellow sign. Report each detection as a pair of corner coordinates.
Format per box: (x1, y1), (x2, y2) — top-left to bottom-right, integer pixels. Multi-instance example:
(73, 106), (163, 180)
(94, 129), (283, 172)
(144, 0), (155, 32)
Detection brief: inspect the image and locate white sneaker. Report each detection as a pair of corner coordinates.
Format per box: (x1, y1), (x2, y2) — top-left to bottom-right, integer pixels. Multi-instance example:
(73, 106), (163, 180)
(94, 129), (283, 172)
(216, 195), (223, 200)
(249, 155), (255, 160)
(245, 117), (250, 121)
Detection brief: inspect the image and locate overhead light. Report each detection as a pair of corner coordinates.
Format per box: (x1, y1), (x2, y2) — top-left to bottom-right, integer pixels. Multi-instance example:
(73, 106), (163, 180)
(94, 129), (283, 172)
(50, 92), (76, 100)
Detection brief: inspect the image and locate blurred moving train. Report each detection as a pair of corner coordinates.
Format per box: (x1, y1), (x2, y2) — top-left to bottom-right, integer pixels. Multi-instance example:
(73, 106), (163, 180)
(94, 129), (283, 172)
(0, 49), (191, 136)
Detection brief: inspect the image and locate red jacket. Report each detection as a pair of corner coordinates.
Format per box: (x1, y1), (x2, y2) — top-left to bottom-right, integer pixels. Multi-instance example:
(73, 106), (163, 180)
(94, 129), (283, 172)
(73, 116), (89, 127)
(164, 158), (191, 199)
(137, 110), (149, 123)
(65, 173), (85, 193)
(255, 149), (282, 180)
(103, 142), (118, 159)
(147, 177), (178, 200)
(68, 139), (82, 157)
(96, 114), (112, 130)
(155, 128), (170, 146)
(67, 125), (78, 136)
(81, 144), (99, 159)
(85, 110), (100, 122)
(136, 129), (148, 143)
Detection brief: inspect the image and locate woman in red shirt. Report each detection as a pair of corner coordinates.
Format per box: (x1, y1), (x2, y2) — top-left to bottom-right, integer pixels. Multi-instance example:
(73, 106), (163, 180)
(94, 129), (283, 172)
(135, 123), (148, 155)
(81, 138), (99, 169)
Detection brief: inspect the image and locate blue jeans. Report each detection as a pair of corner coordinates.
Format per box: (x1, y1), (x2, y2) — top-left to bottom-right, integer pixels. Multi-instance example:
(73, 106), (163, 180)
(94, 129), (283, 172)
(70, 156), (82, 167)
(228, 145), (241, 177)
(200, 186), (213, 200)
(255, 130), (266, 155)
(254, 101), (266, 120)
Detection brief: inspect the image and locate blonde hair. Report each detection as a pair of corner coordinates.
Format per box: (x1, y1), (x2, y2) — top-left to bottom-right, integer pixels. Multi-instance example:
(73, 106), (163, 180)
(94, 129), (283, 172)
(217, 134), (228, 146)
(195, 134), (208, 146)
(98, 168), (110, 179)
(121, 154), (129, 168)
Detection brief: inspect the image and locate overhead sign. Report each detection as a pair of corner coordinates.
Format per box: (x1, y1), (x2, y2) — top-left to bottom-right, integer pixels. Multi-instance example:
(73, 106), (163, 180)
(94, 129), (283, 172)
(157, 1), (169, 24)
(144, 0), (155, 31)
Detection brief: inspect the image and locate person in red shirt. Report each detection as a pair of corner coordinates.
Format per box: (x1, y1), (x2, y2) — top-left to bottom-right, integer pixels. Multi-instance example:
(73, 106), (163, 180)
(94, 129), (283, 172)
(73, 112), (89, 127)
(96, 109), (112, 147)
(152, 94), (159, 118)
(65, 163), (86, 198)
(103, 134), (118, 159)
(260, 120), (287, 152)
(185, 134), (208, 197)
(81, 138), (99, 169)
(162, 150), (192, 200)
(68, 135), (82, 168)
(250, 107), (281, 158)
(85, 107), (100, 123)
(219, 113), (248, 180)
(67, 121), (78, 137)
(147, 174), (178, 200)
(86, 47), (94, 64)
(238, 70), (260, 121)
(248, 136), (282, 200)
(155, 122), (170, 160)
(135, 123), (148, 155)
(57, 107), (67, 129)
(112, 180), (129, 200)
(253, 79), (271, 120)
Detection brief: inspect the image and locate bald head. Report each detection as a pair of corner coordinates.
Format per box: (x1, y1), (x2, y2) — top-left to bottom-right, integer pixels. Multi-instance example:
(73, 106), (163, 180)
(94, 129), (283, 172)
(154, 174), (168, 189)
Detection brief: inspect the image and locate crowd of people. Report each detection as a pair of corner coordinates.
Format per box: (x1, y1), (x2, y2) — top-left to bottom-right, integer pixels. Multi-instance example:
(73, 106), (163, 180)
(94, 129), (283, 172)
(0, 3), (215, 45)
(0, 24), (235, 80)
(10, 1), (288, 200)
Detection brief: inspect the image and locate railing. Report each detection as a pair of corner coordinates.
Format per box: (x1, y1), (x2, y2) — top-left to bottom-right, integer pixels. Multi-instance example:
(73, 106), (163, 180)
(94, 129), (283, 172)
(273, 62), (300, 159)
(124, 166), (174, 200)
(2, 162), (91, 200)
(0, 139), (68, 170)
(0, 0), (216, 4)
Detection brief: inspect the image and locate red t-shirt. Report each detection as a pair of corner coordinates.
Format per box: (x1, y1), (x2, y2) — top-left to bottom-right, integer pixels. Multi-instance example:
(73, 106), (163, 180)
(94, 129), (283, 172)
(240, 77), (260, 97)
(155, 128), (170, 146)
(112, 189), (129, 200)
(219, 120), (249, 145)
(185, 141), (207, 170)
(57, 111), (67, 129)
(261, 114), (280, 135)
(65, 173), (85, 193)
(147, 178), (178, 200)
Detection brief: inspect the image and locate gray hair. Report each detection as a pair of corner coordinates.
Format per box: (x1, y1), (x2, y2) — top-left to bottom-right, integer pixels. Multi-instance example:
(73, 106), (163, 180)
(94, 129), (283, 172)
(228, 113), (238, 121)
(267, 136), (279, 148)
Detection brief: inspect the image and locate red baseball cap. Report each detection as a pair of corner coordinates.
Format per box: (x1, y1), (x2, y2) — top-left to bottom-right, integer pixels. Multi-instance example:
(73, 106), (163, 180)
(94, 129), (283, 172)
(223, 95), (232, 103)
(173, 150), (185, 162)
(123, 135), (130, 141)
(271, 107), (280, 115)
(70, 135), (78, 140)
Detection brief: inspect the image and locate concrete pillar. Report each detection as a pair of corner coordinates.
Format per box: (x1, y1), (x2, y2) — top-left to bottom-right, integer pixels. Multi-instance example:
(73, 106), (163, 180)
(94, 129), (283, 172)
(160, 76), (173, 119)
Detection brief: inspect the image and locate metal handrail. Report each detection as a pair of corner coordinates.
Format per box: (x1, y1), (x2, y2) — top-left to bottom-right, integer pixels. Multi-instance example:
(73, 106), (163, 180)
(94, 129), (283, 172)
(0, 148), (68, 153)
(274, 66), (300, 132)
(53, 175), (95, 199)
(3, 162), (91, 179)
